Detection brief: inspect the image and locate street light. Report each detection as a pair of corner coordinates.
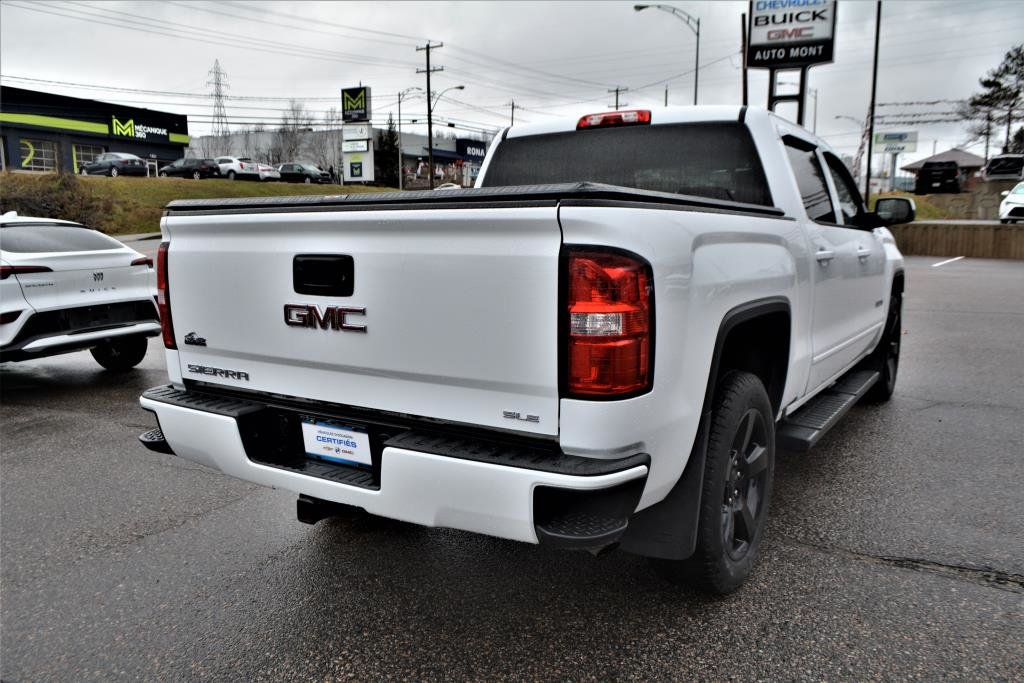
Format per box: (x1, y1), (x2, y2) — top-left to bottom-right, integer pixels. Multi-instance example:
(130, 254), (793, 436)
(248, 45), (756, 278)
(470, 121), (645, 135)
(397, 86), (423, 191)
(426, 85), (464, 189)
(634, 4), (700, 105)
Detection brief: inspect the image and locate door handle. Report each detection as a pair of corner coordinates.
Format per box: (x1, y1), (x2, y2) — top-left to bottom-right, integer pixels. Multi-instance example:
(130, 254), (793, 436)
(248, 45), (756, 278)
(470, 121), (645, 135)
(816, 248), (836, 264)
(856, 246), (872, 260)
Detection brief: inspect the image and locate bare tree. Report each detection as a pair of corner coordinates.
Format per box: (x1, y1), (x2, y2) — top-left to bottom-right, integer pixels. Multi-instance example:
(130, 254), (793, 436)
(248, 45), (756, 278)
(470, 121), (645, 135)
(271, 99), (313, 163)
(307, 107), (340, 170)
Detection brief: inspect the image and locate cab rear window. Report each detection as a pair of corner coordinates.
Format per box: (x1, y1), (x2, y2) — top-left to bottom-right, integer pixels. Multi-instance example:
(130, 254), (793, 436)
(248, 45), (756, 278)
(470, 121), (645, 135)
(481, 122), (773, 206)
(0, 224), (123, 253)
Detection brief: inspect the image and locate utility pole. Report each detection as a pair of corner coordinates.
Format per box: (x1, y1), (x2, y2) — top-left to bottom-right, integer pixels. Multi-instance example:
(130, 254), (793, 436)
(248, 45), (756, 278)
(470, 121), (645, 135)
(207, 59), (230, 152)
(864, 1), (881, 206)
(508, 99), (516, 126)
(664, 85), (668, 107)
(740, 13), (748, 106)
(608, 87), (628, 110)
(416, 41), (443, 189)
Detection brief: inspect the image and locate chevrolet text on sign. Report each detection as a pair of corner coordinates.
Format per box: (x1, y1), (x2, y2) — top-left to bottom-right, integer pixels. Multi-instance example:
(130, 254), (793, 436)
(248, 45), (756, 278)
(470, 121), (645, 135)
(748, 0), (837, 69)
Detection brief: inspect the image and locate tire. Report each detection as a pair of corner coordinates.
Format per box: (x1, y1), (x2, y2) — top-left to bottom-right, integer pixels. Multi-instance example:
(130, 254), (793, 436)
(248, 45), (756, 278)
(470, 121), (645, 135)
(192, 170), (202, 180)
(159, 171), (168, 178)
(90, 335), (149, 371)
(863, 291), (902, 402)
(227, 170), (236, 180)
(109, 167), (119, 177)
(79, 167), (89, 176)
(304, 176), (312, 184)
(656, 371), (775, 594)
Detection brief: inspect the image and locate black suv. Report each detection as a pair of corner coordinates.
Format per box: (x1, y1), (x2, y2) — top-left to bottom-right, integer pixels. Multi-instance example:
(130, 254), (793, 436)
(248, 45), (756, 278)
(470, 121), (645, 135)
(914, 161), (961, 194)
(278, 162), (331, 183)
(159, 158), (222, 179)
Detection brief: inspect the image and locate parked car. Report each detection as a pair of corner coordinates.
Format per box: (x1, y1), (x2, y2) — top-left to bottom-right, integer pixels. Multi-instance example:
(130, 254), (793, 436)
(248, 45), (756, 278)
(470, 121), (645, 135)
(914, 160), (961, 194)
(1, 211), (158, 369)
(140, 106), (913, 594)
(278, 162), (330, 183)
(999, 181), (1024, 223)
(216, 156), (260, 181)
(434, 182), (462, 190)
(79, 153), (147, 177)
(984, 154), (1024, 182)
(159, 158), (221, 179)
(256, 163), (281, 182)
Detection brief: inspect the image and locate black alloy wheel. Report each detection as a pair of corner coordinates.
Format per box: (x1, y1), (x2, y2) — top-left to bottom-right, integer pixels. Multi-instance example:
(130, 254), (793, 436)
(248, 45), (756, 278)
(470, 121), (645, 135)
(654, 370), (776, 594)
(79, 166), (89, 176)
(721, 408), (770, 561)
(864, 291), (901, 402)
(192, 170), (202, 180)
(159, 171), (168, 177)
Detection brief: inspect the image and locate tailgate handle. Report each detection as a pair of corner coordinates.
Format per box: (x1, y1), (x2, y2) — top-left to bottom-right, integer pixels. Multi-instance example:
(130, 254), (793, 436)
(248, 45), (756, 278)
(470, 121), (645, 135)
(293, 254), (354, 297)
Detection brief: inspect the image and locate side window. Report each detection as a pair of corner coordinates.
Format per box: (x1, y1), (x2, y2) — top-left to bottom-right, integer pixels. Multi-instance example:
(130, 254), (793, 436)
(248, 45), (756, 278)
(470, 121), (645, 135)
(823, 153), (864, 227)
(784, 142), (835, 223)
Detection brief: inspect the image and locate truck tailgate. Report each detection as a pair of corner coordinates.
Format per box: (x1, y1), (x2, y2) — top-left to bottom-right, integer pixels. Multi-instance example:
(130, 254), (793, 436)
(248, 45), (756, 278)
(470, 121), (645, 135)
(164, 206), (562, 436)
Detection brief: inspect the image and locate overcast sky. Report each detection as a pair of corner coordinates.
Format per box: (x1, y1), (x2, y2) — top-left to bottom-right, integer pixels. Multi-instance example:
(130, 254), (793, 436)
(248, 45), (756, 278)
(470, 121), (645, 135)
(1, 0), (1022, 165)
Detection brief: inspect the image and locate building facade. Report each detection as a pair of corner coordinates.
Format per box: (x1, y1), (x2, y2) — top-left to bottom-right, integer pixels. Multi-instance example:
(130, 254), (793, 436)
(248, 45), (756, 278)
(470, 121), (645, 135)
(0, 86), (190, 175)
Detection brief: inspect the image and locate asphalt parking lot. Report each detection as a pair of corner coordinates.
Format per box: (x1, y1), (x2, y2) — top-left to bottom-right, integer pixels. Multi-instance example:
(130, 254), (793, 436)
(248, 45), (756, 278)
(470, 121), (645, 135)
(1, 255), (1022, 680)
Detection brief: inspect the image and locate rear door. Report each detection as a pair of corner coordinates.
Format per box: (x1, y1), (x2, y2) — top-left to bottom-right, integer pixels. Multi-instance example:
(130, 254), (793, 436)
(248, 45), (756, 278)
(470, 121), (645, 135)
(164, 205), (563, 436)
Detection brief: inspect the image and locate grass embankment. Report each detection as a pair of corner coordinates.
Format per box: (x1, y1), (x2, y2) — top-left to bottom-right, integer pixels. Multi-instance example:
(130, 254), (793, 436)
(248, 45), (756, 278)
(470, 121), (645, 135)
(0, 172), (393, 235)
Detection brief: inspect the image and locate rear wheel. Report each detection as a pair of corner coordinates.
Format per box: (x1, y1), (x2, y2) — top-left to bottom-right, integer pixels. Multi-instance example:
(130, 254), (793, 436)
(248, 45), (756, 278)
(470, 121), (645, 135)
(656, 371), (775, 594)
(863, 291), (902, 402)
(79, 167), (89, 176)
(109, 167), (119, 177)
(227, 170), (236, 180)
(192, 170), (202, 180)
(91, 335), (148, 371)
(304, 176), (312, 184)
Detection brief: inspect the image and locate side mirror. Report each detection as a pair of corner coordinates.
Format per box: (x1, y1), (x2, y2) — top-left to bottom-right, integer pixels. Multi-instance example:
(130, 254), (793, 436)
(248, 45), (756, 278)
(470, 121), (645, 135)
(874, 197), (916, 226)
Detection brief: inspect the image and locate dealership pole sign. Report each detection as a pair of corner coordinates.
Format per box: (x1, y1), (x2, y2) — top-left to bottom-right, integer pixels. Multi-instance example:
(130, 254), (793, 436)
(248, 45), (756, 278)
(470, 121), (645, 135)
(342, 87), (374, 182)
(747, 0), (837, 69)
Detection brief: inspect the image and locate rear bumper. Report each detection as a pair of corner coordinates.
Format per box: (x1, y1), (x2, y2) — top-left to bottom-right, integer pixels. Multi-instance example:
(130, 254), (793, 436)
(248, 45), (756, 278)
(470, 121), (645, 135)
(139, 384), (649, 545)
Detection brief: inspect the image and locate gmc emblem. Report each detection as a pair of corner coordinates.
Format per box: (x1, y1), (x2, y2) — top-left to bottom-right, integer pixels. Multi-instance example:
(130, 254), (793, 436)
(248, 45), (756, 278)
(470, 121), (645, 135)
(284, 303), (367, 332)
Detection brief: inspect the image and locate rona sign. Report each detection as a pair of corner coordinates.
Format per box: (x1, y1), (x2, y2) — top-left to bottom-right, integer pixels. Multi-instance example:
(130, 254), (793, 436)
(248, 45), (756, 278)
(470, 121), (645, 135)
(747, 0), (837, 69)
(342, 87), (372, 123)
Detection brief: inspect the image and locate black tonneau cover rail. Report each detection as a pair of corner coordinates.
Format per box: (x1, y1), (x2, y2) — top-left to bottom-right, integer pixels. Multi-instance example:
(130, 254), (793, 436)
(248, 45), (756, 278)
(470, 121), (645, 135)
(164, 182), (786, 218)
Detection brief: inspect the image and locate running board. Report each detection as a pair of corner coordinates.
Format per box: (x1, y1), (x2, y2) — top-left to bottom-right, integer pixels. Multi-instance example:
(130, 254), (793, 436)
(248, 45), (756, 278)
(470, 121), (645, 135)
(777, 370), (879, 452)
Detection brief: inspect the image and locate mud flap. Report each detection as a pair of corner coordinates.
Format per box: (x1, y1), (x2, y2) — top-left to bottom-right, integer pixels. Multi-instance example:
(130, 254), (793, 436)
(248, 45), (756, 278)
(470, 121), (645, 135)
(618, 411), (710, 560)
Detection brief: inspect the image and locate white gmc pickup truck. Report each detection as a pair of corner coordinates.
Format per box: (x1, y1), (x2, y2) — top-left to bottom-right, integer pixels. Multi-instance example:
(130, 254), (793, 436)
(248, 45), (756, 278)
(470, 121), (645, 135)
(139, 106), (914, 593)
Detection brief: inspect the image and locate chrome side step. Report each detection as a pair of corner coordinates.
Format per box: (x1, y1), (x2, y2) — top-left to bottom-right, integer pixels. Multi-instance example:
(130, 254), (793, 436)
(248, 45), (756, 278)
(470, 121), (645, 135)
(777, 370), (879, 452)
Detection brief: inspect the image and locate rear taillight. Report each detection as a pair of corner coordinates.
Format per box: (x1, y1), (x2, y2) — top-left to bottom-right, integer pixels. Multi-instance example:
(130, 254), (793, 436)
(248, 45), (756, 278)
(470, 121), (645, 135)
(157, 241), (176, 349)
(565, 249), (653, 397)
(131, 256), (153, 268)
(0, 265), (53, 280)
(577, 110), (651, 130)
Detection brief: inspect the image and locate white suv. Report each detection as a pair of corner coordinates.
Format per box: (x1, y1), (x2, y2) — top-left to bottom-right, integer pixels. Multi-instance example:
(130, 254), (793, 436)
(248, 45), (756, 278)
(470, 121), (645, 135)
(1, 213), (159, 369)
(215, 157), (260, 181)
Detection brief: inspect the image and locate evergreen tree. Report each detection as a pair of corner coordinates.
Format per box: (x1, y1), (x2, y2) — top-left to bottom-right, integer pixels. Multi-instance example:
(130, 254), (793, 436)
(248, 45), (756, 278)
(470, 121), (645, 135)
(960, 45), (1023, 155)
(376, 114), (400, 188)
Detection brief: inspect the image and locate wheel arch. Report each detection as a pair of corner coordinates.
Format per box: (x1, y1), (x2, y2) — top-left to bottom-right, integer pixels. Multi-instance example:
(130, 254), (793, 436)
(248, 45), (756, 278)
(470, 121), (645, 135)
(620, 296), (791, 561)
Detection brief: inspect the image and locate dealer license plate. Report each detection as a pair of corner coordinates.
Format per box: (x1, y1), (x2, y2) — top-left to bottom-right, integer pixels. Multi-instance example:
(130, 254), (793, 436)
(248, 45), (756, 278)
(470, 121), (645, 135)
(300, 417), (372, 467)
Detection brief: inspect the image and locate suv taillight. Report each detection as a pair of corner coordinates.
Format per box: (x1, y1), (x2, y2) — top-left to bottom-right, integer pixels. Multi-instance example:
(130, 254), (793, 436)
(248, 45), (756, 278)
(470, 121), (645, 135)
(565, 248), (653, 397)
(157, 241), (176, 349)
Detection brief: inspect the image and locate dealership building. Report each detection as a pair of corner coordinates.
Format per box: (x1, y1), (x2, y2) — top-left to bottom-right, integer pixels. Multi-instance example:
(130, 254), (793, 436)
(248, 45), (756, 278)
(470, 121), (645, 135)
(0, 86), (190, 175)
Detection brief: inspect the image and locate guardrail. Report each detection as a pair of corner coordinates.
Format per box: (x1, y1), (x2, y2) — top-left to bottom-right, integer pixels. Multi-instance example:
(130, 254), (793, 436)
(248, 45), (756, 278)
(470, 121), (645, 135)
(889, 222), (1024, 260)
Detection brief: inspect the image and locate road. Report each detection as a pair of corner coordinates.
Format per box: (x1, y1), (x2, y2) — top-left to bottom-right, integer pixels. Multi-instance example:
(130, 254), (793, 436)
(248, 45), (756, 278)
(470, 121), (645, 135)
(2, 256), (1022, 680)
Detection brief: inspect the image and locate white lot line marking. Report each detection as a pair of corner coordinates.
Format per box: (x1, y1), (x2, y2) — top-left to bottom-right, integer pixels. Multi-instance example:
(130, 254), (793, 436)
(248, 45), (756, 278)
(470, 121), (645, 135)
(932, 256), (965, 268)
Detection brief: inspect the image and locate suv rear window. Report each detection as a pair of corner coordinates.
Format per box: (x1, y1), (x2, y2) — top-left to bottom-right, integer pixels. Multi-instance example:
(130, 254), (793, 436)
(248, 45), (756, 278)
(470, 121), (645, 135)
(481, 122), (772, 206)
(0, 224), (123, 253)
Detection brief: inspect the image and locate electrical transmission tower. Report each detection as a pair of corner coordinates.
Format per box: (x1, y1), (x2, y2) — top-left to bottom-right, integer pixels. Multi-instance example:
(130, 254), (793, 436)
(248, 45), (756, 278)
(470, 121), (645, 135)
(207, 59), (230, 145)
